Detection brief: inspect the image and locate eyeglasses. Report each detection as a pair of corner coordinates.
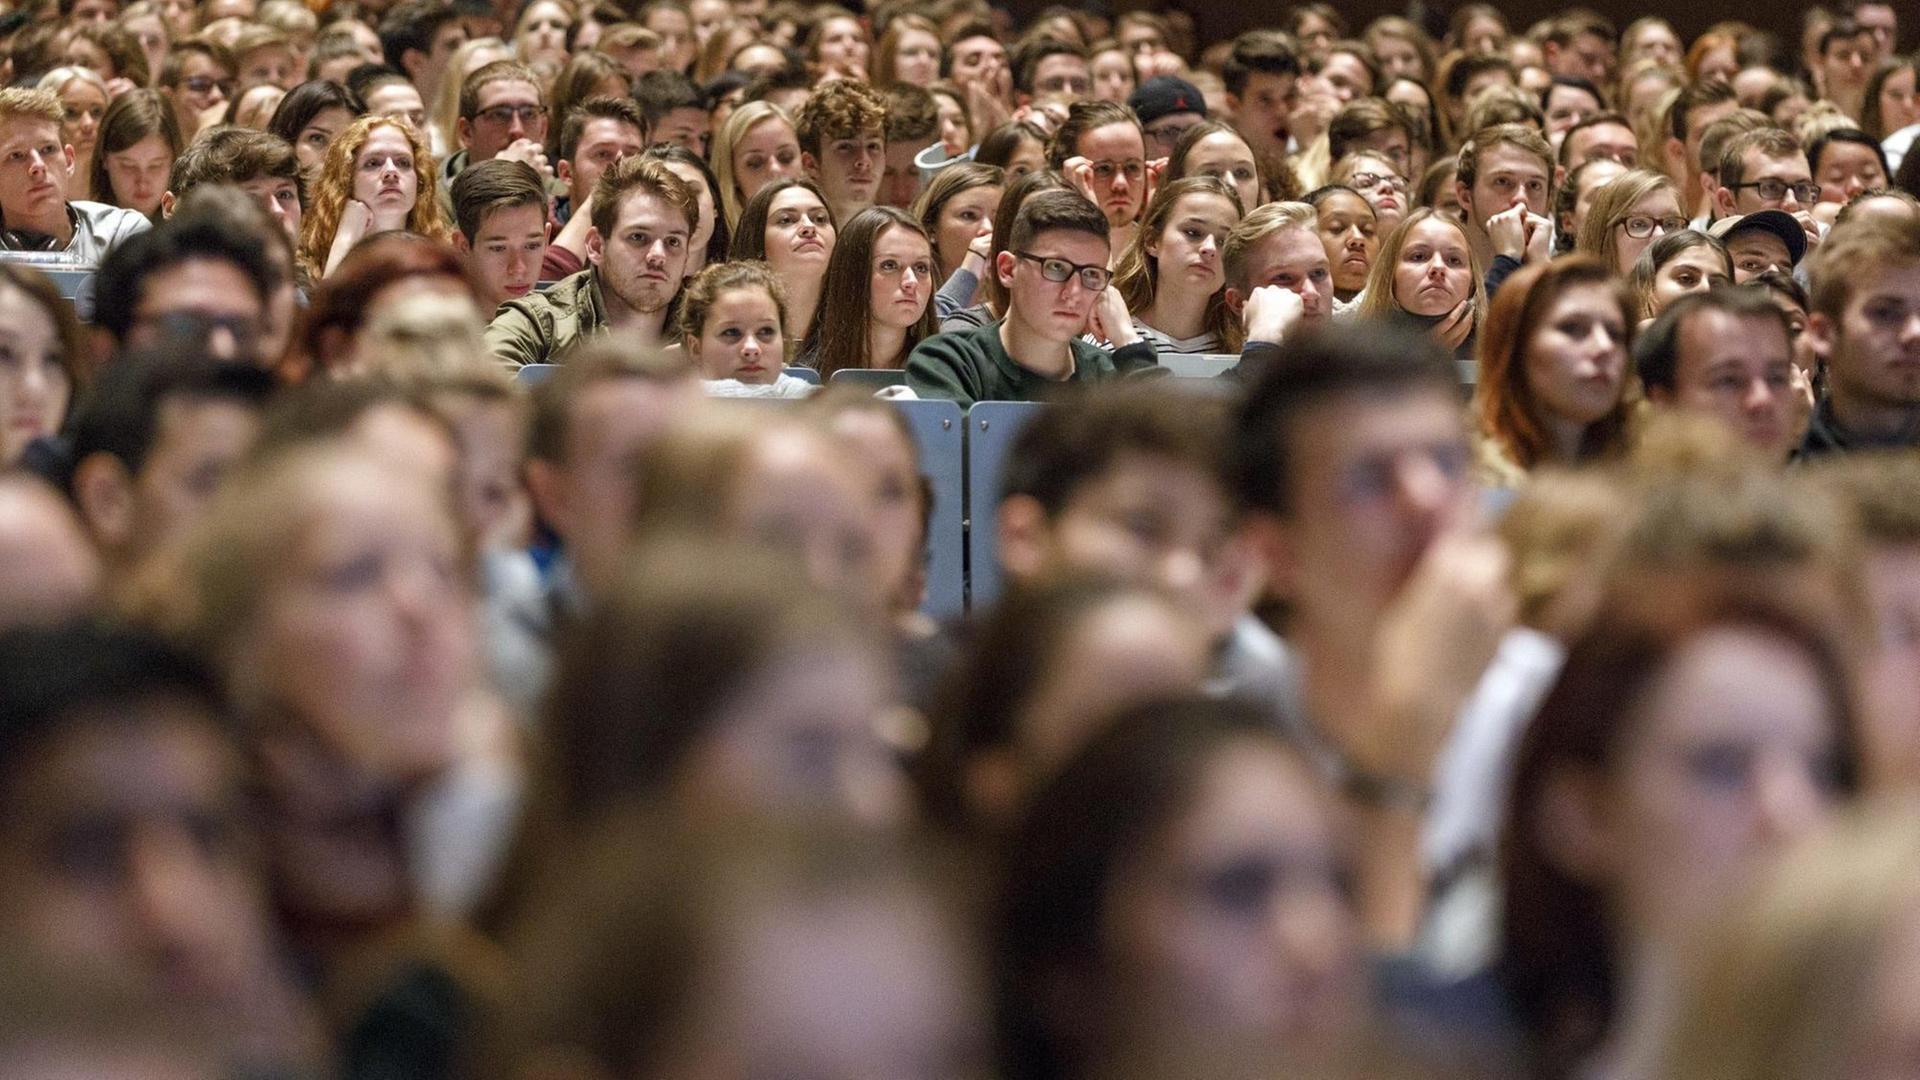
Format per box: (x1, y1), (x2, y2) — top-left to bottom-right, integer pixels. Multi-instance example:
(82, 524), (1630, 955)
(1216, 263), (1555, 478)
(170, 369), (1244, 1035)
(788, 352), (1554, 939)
(1731, 178), (1818, 204)
(1013, 251), (1112, 291)
(1348, 171), (1409, 192)
(1035, 76), (1092, 96)
(1619, 214), (1688, 238)
(1145, 122), (1197, 151)
(181, 75), (235, 96)
(1090, 158), (1146, 184)
(475, 103), (544, 126)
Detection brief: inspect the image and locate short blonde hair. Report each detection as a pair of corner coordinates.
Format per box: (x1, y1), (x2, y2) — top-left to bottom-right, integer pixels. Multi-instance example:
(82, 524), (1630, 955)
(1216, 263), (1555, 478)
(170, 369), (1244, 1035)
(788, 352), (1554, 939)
(1221, 199), (1316, 295)
(0, 87), (66, 128)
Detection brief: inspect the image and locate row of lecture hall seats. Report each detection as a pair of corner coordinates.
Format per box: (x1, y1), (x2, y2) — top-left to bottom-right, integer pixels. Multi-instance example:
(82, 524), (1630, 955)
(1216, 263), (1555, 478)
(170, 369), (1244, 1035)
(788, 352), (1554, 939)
(515, 352), (1472, 617)
(514, 362), (1059, 618)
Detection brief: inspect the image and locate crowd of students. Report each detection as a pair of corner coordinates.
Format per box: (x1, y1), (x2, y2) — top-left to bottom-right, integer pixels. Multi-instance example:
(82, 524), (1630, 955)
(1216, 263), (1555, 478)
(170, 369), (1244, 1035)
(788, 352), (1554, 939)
(0, 0), (1919, 1074)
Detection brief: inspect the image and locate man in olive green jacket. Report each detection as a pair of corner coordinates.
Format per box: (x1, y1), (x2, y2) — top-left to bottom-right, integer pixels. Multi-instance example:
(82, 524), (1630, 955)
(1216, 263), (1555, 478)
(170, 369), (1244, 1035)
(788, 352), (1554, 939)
(485, 156), (696, 368)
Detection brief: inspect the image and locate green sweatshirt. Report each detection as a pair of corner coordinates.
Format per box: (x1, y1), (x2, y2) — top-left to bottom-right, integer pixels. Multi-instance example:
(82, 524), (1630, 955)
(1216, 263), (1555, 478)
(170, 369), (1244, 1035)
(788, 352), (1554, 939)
(903, 323), (1161, 408)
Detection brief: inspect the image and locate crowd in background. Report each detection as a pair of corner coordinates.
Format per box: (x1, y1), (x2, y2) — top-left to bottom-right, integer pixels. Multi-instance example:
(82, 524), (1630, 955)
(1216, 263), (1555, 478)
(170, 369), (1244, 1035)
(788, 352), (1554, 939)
(1, 0), (1919, 1075)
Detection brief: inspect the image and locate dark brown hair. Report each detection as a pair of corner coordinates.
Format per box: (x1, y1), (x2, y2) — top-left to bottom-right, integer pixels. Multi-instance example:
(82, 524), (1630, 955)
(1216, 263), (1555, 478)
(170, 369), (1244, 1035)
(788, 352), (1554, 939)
(802, 205), (936, 377)
(1498, 588), (1862, 1074)
(89, 89), (182, 217)
(1474, 255), (1636, 470)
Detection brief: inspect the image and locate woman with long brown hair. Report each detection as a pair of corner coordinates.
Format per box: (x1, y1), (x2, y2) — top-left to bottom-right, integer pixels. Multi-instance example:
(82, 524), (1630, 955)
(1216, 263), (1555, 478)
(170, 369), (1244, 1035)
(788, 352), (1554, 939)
(801, 205), (937, 377)
(1110, 174), (1243, 354)
(1499, 586), (1864, 1078)
(1474, 256), (1636, 480)
(89, 87), (182, 220)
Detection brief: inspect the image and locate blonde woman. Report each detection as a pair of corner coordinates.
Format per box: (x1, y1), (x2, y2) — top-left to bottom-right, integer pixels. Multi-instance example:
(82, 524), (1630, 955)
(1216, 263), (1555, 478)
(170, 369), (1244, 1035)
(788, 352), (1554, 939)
(711, 99), (801, 228)
(1575, 168), (1686, 275)
(38, 66), (110, 201)
(298, 115), (450, 280)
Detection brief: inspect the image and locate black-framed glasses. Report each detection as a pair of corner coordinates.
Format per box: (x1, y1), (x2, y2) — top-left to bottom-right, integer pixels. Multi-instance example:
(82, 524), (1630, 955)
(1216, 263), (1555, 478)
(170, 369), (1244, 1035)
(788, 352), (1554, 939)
(1349, 171), (1409, 192)
(182, 75), (235, 96)
(1731, 178), (1817, 204)
(1013, 251), (1112, 291)
(475, 103), (543, 126)
(1619, 214), (1688, 238)
(1145, 122), (1197, 151)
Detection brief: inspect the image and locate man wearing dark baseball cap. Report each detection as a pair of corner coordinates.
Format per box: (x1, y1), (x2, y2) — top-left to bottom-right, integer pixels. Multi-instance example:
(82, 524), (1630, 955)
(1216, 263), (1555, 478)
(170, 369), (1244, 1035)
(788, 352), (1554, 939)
(1130, 75), (1208, 156)
(1708, 209), (1807, 282)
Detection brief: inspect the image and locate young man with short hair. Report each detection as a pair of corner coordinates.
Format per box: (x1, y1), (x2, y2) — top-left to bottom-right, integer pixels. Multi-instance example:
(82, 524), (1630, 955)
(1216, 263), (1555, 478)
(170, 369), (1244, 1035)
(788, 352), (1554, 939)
(1222, 30), (1302, 162)
(524, 342), (698, 603)
(0, 621), (314, 1069)
(633, 70), (708, 156)
(1047, 98), (1149, 253)
(543, 95), (647, 277)
(1707, 209), (1806, 281)
(1635, 286), (1804, 461)
(452, 158), (550, 311)
(1541, 10), (1616, 86)
(1011, 35), (1091, 106)
(1802, 215), (1920, 453)
(1687, 110), (1769, 226)
(157, 40), (236, 139)
(1230, 323), (1515, 943)
(1818, 18), (1875, 121)
(906, 189), (1157, 407)
(377, 0), (465, 106)
(1662, 80), (1740, 218)
(0, 87), (150, 262)
(228, 25), (301, 91)
(1221, 200), (1333, 333)
(1329, 96), (1417, 176)
(93, 200), (277, 363)
(67, 352), (276, 575)
(998, 385), (1281, 702)
(163, 127), (304, 240)
(1130, 74), (1209, 157)
(1454, 123), (1555, 294)
(348, 63), (429, 131)
(486, 155), (697, 365)
(1558, 111), (1637, 169)
(792, 79), (886, 227)
(879, 82), (938, 209)
(445, 59), (552, 193)
(1713, 126), (1821, 250)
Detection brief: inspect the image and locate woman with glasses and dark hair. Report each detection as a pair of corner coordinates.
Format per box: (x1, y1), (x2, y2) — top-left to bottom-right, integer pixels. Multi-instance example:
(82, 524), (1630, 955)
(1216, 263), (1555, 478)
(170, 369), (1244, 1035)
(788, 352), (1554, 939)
(1575, 169), (1686, 275)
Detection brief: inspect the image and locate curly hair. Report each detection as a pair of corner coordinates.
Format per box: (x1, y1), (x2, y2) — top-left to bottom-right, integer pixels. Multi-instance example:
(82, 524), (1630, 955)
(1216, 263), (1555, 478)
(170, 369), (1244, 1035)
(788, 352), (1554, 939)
(297, 114), (448, 280)
(790, 78), (885, 157)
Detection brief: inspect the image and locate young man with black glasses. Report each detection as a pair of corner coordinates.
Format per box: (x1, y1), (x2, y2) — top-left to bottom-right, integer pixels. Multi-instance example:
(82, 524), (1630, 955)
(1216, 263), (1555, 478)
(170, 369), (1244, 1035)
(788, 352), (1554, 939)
(906, 189), (1158, 407)
(1712, 127), (1822, 254)
(441, 61), (555, 203)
